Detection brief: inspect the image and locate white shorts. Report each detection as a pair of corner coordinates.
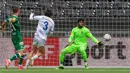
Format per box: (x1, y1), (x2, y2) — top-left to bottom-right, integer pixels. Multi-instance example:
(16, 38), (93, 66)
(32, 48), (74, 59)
(33, 36), (46, 48)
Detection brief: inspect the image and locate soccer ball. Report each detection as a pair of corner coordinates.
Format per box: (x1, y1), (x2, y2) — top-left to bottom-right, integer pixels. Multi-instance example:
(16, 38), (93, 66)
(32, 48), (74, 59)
(103, 34), (111, 41)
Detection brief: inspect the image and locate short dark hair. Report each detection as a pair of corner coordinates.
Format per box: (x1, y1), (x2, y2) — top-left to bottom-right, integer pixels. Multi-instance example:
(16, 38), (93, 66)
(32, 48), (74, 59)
(44, 9), (52, 17)
(78, 18), (84, 22)
(12, 7), (20, 13)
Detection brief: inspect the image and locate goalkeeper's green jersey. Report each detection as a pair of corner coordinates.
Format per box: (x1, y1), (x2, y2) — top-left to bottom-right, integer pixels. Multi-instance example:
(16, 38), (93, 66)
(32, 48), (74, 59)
(5, 15), (20, 35)
(69, 26), (99, 46)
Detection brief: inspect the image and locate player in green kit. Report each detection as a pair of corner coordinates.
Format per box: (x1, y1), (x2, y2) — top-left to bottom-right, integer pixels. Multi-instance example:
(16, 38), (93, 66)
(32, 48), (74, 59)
(1, 7), (26, 69)
(57, 18), (104, 69)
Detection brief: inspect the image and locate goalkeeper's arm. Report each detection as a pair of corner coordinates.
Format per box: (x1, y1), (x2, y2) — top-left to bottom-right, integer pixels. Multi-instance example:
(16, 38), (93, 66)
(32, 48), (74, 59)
(87, 30), (104, 48)
(87, 30), (99, 44)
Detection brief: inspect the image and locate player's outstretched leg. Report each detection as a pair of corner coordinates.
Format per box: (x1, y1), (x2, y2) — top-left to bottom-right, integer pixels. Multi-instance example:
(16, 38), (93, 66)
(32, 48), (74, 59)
(56, 52), (66, 69)
(57, 45), (76, 69)
(5, 48), (26, 69)
(17, 49), (26, 69)
(24, 45), (37, 69)
(57, 48), (68, 69)
(5, 53), (21, 69)
(29, 46), (44, 66)
(24, 51), (34, 69)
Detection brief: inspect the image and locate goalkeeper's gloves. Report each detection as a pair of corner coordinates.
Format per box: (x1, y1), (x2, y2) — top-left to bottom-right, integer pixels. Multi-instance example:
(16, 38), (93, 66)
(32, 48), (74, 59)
(98, 41), (104, 49)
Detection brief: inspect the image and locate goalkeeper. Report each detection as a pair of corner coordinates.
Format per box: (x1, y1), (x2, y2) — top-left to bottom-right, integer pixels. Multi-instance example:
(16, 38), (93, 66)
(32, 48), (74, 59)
(58, 18), (103, 69)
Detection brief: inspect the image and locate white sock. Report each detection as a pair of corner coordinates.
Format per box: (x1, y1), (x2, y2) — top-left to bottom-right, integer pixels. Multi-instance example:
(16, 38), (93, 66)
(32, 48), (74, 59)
(25, 59), (30, 67)
(85, 62), (88, 65)
(60, 63), (63, 66)
(31, 55), (38, 60)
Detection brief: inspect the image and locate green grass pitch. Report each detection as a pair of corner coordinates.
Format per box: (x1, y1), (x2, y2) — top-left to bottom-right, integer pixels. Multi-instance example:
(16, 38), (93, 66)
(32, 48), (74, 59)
(1, 68), (130, 73)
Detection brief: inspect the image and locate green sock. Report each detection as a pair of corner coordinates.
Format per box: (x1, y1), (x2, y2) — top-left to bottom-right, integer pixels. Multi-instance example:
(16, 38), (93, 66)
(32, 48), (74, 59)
(60, 52), (65, 64)
(18, 55), (25, 65)
(10, 53), (21, 62)
(81, 51), (87, 62)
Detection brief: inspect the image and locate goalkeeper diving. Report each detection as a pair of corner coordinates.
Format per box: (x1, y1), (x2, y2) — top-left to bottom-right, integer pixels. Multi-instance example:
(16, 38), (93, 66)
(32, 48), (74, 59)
(57, 18), (104, 69)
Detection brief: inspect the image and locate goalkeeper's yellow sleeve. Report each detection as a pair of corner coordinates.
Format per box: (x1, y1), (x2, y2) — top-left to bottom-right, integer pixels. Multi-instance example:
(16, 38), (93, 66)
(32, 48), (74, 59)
(87, 29), (99, 44)
(68, 29), (74, 43)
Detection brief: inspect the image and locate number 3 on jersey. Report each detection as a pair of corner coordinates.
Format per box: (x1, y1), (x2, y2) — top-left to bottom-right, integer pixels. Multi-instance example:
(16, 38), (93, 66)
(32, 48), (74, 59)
(43, 21), (48, 30)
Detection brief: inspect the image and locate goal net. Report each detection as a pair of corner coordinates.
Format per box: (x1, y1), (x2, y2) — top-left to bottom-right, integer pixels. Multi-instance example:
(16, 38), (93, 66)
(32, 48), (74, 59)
(0, 0), (130, 68)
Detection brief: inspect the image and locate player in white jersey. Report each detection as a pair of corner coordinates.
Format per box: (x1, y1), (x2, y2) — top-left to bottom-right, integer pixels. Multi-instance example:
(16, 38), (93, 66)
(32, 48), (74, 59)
(25, 9), (54, 69)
